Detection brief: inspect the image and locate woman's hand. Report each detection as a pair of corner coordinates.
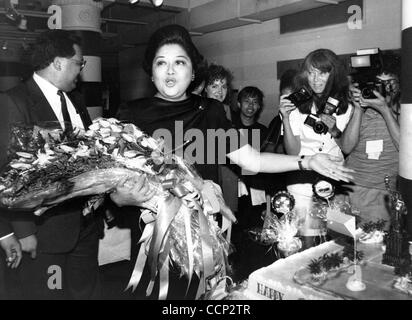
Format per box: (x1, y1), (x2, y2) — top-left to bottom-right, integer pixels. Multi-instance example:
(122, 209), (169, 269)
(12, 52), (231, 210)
(110, 174), (156, 207)
(306, 154), (354, 182)
(279, 95), (297, 119)
(319, 114), (341, 138)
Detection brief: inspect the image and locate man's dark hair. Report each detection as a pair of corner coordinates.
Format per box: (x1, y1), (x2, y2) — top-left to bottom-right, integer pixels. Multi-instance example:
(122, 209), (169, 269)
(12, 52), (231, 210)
(30, 30), (82, 71)
(279, 69), (298, 94)
(237, 86), (264, 108)
(142, 24), (205, 77)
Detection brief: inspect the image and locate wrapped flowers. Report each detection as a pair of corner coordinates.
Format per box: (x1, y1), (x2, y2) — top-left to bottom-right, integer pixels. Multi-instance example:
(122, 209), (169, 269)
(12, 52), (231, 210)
(0, 118), (236, 299)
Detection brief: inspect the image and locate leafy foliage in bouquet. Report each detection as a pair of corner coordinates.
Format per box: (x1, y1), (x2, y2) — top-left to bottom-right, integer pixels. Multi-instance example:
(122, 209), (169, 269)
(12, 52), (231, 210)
(0, 118), (235, 299)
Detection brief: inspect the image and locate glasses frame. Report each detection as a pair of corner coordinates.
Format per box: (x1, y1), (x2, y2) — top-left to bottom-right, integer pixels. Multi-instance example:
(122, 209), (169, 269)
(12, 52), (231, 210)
(70, 58), (87, 70)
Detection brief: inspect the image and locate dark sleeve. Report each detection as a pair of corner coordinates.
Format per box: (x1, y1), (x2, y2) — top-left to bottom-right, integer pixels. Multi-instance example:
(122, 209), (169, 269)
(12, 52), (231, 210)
(0, 92), (37, 238)
(261, 116), (282, 150)
(0, 216), (13, 238)
(116, 101), (133, 121)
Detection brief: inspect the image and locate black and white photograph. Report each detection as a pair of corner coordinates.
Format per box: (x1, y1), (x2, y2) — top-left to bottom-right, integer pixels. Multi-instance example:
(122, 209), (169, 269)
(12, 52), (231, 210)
(0, 0), (411, 307)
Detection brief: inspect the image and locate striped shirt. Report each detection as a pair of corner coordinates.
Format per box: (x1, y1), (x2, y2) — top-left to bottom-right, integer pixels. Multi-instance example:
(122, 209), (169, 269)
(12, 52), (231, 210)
(346, 108), (398, 190)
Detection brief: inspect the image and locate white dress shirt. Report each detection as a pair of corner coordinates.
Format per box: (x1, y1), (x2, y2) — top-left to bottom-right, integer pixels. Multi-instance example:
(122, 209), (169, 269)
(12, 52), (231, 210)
(33, 73), (85, 130)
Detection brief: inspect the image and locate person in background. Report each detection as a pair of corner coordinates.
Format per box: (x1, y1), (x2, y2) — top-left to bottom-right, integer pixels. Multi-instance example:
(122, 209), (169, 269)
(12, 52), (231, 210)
(114, 24), (353, 298)
(203, 63), (238, 216)
(230, 86), (269, 280)
(341, 69), (400, 229)
(281, 49), (353, 249)
(262, 69), (299, 154)
(203, 63), (234, 121)
(0, 30), (102, 300)
(190, 60), (208, 96)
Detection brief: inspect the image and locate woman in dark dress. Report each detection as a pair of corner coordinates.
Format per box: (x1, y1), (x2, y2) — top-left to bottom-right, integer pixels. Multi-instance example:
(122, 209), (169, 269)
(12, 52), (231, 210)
(112, 24), (353, 299)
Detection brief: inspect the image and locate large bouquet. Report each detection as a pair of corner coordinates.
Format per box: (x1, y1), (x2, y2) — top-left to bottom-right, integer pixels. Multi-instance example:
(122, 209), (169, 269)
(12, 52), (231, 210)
(0, 118), (236, 299)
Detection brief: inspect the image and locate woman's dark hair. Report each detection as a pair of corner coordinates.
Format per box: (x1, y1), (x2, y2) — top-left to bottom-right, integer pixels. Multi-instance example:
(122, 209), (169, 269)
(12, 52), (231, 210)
(142, 24), (205, 77)
(188, 59), (209, 93)
(296, 49), (349, 115)
(204, 64), (233, 104)
(30, 30), (82, 71)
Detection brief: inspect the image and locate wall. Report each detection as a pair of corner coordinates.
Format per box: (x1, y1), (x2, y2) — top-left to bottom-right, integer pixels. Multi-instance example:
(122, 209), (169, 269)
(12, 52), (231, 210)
(119, 0), (402, 125)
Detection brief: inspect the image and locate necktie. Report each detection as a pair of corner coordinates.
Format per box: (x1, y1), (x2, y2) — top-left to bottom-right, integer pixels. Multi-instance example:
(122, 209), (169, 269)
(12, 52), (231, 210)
(57, 90), (73, 132)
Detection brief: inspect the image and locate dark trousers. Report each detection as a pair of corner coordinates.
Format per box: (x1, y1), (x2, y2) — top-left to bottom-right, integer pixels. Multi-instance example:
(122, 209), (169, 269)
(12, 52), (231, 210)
(0, 251), (6, 300)
(5, 221), (101, 300)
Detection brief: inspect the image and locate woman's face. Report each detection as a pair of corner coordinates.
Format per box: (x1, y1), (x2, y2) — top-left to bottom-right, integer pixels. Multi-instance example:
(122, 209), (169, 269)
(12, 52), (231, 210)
(152, 44), (193, 102)
(205, 78), (228, 103)
(306, 66), (330, 95)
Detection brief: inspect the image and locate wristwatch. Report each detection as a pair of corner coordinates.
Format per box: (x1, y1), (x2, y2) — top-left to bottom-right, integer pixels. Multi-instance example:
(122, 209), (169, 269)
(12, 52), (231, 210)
(298, 155), (307, 171)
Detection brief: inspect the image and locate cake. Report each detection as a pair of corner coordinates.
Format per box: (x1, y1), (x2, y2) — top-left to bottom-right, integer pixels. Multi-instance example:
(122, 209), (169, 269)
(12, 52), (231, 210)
(244, 240), (412, 300)
(246, 241), (344, 300)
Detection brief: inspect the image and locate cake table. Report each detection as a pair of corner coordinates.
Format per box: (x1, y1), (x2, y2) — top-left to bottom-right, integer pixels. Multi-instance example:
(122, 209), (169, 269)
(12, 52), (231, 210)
(238, 240), (412, 300)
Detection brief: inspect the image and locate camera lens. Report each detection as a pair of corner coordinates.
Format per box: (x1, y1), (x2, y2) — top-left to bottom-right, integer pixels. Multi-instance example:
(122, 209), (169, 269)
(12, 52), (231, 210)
(362, 88), (374, 99)
(314, 121), (327, 134)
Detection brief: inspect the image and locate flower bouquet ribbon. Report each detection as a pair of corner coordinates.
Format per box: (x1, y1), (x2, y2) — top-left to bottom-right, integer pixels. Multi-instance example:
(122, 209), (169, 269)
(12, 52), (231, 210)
(0, 118), (236, 299)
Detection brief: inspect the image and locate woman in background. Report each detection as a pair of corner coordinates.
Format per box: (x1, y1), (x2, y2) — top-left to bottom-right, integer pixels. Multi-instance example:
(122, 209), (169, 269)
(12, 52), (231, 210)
(203, 63), (234, 121)
(281, 49), (353, 249)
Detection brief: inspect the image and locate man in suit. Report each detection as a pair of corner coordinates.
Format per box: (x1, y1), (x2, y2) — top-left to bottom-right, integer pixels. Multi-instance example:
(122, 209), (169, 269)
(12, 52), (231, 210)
(0, 30), (102, 299)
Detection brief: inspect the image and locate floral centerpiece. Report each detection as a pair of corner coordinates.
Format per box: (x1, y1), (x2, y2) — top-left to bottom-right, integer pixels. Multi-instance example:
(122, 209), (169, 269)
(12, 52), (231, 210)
(0, 118), (236, 299)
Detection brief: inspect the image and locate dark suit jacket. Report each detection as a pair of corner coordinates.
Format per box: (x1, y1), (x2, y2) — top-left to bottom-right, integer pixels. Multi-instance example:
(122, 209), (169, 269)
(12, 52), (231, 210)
(0, 77), (93, 253)
(0, 217), (12, 239)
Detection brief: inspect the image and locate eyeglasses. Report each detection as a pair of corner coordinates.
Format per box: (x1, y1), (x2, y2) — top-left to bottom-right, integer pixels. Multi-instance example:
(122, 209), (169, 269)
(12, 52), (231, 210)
(70, 58), (86, 70)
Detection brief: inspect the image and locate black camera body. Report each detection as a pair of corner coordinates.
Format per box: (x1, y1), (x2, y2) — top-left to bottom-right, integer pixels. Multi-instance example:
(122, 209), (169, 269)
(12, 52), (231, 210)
(304, 114), (328, 135)
(287, 87), (312, 107)
(358, 80), (386, 99)
(304, 97), (340, 135)
(350, 48), (385, 99)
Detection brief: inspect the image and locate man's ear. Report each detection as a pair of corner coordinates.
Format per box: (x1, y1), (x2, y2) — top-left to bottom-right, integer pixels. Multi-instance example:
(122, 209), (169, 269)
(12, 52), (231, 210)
(52, 57), (62, 71)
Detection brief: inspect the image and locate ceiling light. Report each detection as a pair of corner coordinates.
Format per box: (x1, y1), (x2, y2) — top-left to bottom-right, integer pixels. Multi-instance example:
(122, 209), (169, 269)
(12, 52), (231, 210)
(129, 0), (140, 3)
(151, 0), (164, 6)
(17, 15), (27, 31)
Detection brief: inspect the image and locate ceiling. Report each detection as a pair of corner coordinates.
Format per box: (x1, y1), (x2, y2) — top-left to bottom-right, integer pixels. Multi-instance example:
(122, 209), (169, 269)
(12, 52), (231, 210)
(0, 0), (350, 56)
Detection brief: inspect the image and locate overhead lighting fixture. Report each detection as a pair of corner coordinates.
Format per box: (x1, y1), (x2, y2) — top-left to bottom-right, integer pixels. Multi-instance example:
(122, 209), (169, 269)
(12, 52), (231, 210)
(151, 0), (164, 6)
(4, 0), (28, 31)
(129, 0), (164, 7)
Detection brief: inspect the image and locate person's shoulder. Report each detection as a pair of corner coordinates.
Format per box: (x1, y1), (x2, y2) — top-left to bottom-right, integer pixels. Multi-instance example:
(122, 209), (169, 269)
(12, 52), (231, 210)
(255, 121), (268, 130)
(4, 80), (28, 97)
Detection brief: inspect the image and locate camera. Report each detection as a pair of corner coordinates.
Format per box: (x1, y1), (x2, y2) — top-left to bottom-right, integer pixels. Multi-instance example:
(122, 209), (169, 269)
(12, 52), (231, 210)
(304, 114), (328, 135)
(358, 81), (386, 99)
(304, 97), (340, 135)
(350, 48), (386, 99)
(286, 87), (312, 107)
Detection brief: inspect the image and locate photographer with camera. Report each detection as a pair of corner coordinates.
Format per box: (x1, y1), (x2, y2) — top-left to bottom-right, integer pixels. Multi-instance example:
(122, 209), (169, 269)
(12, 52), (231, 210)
(341, 68), (400, 229)
(281, 49), (353, 249)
